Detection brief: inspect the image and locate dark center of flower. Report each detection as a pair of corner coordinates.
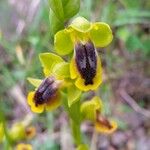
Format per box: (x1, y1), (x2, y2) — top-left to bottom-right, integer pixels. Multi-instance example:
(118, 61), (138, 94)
(97, 115), (112, 129)
(34, 76), (58, 106)
(75, 41), (97, 85)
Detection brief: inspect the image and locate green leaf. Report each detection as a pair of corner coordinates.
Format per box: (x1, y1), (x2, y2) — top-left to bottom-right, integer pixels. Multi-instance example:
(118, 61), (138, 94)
(49, 9), (64, 37)
(67, 84), (82, 107)
(70, 16), (91, 32)
(39, 53), (64, 72)
(62, 0), (69, 6)
(116, 27), (130, 42)
(27, 78), (42, 88)
(63, 0), (80, 20)
(119, 0), (141, 9)
(126, 35), (144, 52)
(49, 0), (64, 21)
(52, 62), (70, 79)
(54, 29), (73, 55)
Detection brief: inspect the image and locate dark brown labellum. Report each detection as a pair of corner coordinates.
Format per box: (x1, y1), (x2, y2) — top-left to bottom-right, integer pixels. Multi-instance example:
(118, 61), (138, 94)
(75, 41), (97, 85)
(34, 76), (58, 106)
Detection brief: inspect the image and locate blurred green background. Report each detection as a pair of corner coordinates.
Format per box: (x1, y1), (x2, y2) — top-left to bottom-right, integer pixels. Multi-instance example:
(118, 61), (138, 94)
(0, 0), (150, 149)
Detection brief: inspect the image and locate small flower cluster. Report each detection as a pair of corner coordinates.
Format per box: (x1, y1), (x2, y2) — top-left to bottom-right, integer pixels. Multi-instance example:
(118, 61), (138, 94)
(27, 16), (117, 145)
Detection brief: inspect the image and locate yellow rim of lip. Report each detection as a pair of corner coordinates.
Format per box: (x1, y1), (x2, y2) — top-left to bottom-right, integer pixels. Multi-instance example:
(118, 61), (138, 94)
(70, 55), (102, 91)
(27, 91), (61, 113)
(95, 120), (117, 134)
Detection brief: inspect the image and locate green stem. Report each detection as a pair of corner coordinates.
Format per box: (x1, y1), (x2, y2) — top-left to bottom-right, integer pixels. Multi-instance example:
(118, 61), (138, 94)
(71, 119), (82, 146)
(62, 92), (83, 146)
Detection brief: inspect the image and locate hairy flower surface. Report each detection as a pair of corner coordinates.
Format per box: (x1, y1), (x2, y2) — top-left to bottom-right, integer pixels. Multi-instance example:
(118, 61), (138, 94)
(54, 16), (113, 91)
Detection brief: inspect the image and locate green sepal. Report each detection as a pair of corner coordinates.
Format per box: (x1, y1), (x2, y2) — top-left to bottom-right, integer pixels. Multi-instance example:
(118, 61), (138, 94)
(54, 29), (73, 55)
(67, 84), (82, 107)
(69, 16), (91, 33)
(80, 96), (103, 121)
(89, 22), (113, 47)
(27, 78), (42, 88)
(52, 62), (70, 79)
(39, 53), (64, 73)
(49, 0), (64, 21)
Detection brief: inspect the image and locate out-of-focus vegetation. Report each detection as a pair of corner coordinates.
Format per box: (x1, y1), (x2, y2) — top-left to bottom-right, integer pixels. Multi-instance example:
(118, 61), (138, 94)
(0, 0), (150, 149)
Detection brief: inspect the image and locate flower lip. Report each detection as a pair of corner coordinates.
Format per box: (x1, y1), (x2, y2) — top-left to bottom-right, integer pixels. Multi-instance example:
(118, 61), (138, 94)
(96, 115), (113, 129)
(75, 41), (97, 85)
(34, 76), (58, 106)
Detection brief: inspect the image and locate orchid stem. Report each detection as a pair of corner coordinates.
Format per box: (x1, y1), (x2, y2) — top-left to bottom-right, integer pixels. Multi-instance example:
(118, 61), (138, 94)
(71, 119), (82, 146)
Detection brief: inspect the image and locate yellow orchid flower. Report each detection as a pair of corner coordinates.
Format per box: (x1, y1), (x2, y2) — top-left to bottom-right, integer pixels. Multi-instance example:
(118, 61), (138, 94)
(80, 96), (117, 134)
(54, 16), (113, 91)
(27, 76), (62, 113)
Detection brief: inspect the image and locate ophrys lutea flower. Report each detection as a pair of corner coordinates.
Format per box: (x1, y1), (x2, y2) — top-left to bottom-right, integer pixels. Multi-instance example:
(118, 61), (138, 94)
(80, 96), (117, 134)
(55, 16), (113, 91)
(27, 52), (82, 112)
(27, 76), (62, 113)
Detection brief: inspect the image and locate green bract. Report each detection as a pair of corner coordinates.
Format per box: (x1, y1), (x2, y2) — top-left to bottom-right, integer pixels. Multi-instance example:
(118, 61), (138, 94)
(54, 16), (113, 55)
(49, 0), (80, 36)
(67, 84), (82, 107)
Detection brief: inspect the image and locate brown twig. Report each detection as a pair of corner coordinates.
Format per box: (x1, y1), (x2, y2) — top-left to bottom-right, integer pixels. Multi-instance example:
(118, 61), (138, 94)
(119, 89), (150, 119)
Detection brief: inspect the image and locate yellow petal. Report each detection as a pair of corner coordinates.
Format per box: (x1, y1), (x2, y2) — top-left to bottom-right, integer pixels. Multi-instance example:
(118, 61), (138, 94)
(27, 91), (35, 106)
(30, 103), (45, 113)
(45, 93), (61, 111)
(27, 92), (45, 113)
(70, 58), (78, 79)
(95, 120), (117, 134)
